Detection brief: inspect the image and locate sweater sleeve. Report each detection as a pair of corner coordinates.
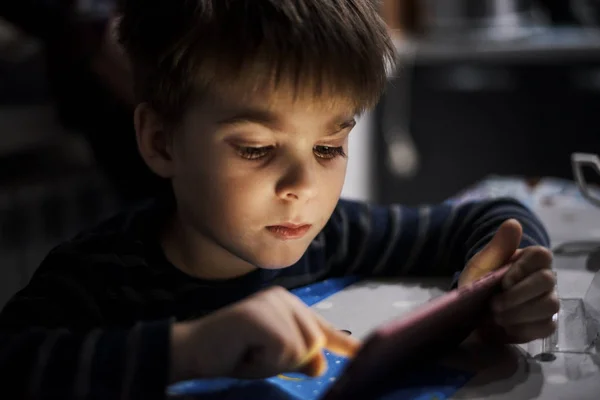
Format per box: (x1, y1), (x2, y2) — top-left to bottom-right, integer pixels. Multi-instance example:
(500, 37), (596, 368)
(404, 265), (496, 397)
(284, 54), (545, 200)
(0, 322), (170, 400)
(0, 249), (172, 400)
(321, 197), (550, 278)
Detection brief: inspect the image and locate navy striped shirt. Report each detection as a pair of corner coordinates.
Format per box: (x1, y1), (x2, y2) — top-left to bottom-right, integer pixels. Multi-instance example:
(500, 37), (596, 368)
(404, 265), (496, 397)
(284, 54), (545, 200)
(0, 197), (549, 399)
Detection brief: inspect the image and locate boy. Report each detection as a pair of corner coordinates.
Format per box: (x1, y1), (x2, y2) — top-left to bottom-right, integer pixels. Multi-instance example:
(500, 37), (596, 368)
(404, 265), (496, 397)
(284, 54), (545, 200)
(0, 1), (558, 399)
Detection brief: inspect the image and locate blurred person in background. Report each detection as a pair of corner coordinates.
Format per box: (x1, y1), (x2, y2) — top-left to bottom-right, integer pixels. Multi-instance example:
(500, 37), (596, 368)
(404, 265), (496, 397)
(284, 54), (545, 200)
(0, 0), (161, 206)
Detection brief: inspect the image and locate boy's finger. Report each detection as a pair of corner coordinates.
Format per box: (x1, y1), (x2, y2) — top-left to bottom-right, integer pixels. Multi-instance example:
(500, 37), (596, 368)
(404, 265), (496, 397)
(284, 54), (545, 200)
(508, 248), (524, 262)
(324, 328), (361, 357)
(298, 351), (328, 377)
(502, 246), (553, 289)
(315, 316), (361, 357)
(494, 293), (560, 325)
(289, 306), (327, 364)
(294, 318), (360, 375)
(504, 319), (558, 343)
(493, 270), (557, 311)
(459, 219), (522, 286)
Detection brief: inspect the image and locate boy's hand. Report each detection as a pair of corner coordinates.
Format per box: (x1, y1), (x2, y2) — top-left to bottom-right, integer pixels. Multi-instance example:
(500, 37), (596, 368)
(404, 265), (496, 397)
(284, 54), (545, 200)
(459, 219), (559, 344)
(170, 286), (360, 382)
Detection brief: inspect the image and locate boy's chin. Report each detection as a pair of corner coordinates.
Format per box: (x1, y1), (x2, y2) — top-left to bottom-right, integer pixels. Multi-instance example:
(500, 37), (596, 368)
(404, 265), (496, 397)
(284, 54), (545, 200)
(252, 252), (307, 270)
(234, 238), (314, 270)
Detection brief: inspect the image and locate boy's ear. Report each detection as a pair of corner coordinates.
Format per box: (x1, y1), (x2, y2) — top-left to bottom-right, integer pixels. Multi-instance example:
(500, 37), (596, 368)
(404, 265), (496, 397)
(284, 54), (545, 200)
(134, 103), (175, 178)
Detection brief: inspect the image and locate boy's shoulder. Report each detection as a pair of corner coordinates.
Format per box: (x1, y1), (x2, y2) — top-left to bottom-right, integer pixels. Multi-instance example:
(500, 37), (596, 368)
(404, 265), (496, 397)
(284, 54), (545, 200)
(2, 200), (173, 330)
(42, 199), (167, 271)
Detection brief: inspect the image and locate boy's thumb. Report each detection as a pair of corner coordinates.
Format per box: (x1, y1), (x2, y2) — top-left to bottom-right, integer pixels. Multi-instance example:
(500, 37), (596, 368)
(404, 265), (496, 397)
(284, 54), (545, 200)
(459, 219), (522, 286)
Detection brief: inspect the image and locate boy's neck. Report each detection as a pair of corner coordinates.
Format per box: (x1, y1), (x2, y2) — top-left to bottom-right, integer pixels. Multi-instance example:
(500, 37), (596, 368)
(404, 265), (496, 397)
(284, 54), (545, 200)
(160, 211), (258, 281)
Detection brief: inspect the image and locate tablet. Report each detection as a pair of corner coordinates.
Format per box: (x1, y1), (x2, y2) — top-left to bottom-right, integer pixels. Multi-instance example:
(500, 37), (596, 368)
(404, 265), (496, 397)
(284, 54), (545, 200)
(321, 266), (509, 400)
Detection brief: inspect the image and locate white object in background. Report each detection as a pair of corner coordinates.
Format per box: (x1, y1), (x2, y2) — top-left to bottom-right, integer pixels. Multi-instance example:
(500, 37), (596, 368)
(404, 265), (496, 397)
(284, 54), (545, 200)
(387, 129), (420, 178)
(340, 112), (375, 202)
(383, 41), (420, 179)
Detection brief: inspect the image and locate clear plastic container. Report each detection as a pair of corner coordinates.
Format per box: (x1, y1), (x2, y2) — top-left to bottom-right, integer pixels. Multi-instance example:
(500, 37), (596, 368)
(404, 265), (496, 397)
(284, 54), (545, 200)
(526, 270), (600, 360)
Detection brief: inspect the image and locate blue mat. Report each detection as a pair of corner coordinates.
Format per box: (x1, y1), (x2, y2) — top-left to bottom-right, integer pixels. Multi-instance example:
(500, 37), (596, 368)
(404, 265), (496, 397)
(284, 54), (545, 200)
(167, 277), (474, 399)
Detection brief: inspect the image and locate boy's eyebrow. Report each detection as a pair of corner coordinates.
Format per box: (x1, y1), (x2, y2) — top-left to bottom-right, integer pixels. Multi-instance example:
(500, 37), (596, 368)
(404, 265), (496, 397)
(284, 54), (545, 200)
(215, 107), (356, 133)
(337, 118), (356, 130)
(325, 117), (356, 136)
(216, 108), (281, 127)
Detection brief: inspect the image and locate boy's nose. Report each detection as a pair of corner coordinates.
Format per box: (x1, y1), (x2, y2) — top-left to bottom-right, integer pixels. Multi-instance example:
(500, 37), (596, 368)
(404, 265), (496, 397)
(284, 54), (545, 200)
(275, 162), (319, 201)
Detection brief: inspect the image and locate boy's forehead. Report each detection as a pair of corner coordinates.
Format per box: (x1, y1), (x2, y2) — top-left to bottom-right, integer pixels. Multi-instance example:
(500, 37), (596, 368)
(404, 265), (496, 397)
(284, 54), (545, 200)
(195, 84), (358, 118)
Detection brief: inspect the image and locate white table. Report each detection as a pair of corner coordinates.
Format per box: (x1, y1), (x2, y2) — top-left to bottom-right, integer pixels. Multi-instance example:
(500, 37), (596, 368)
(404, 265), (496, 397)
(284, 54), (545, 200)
(313, 184), (600, 399)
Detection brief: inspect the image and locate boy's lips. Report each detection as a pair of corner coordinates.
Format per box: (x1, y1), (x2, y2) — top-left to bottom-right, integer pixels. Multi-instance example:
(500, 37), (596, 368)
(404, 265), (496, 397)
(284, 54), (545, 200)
(266, 223), (312, 240)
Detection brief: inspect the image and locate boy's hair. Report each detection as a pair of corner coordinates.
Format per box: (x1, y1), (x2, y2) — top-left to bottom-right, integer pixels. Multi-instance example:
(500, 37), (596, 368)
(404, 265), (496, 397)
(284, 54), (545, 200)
(116, 0), (396, 124)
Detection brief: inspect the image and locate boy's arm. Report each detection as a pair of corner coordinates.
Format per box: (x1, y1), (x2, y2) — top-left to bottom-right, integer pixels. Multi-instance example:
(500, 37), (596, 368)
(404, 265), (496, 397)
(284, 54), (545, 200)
(322, 198), (549, 278)
(0, 322), (170, 400)
(0, 251), (171, 399)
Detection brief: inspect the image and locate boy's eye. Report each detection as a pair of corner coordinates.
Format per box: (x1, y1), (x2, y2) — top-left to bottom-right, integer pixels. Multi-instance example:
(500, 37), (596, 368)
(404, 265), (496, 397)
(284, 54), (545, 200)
(235, 146), (274, 160)
(314, 145), (347, 160)
(234, 145), (347, 161)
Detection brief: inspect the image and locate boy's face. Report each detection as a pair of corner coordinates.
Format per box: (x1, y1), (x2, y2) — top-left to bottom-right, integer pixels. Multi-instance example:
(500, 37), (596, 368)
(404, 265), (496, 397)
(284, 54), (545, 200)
(166, 89), (356, 271)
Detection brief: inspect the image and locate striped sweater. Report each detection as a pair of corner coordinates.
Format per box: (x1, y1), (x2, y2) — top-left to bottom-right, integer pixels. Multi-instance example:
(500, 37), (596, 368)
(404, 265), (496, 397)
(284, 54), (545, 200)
(0, 197), (549, 399)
